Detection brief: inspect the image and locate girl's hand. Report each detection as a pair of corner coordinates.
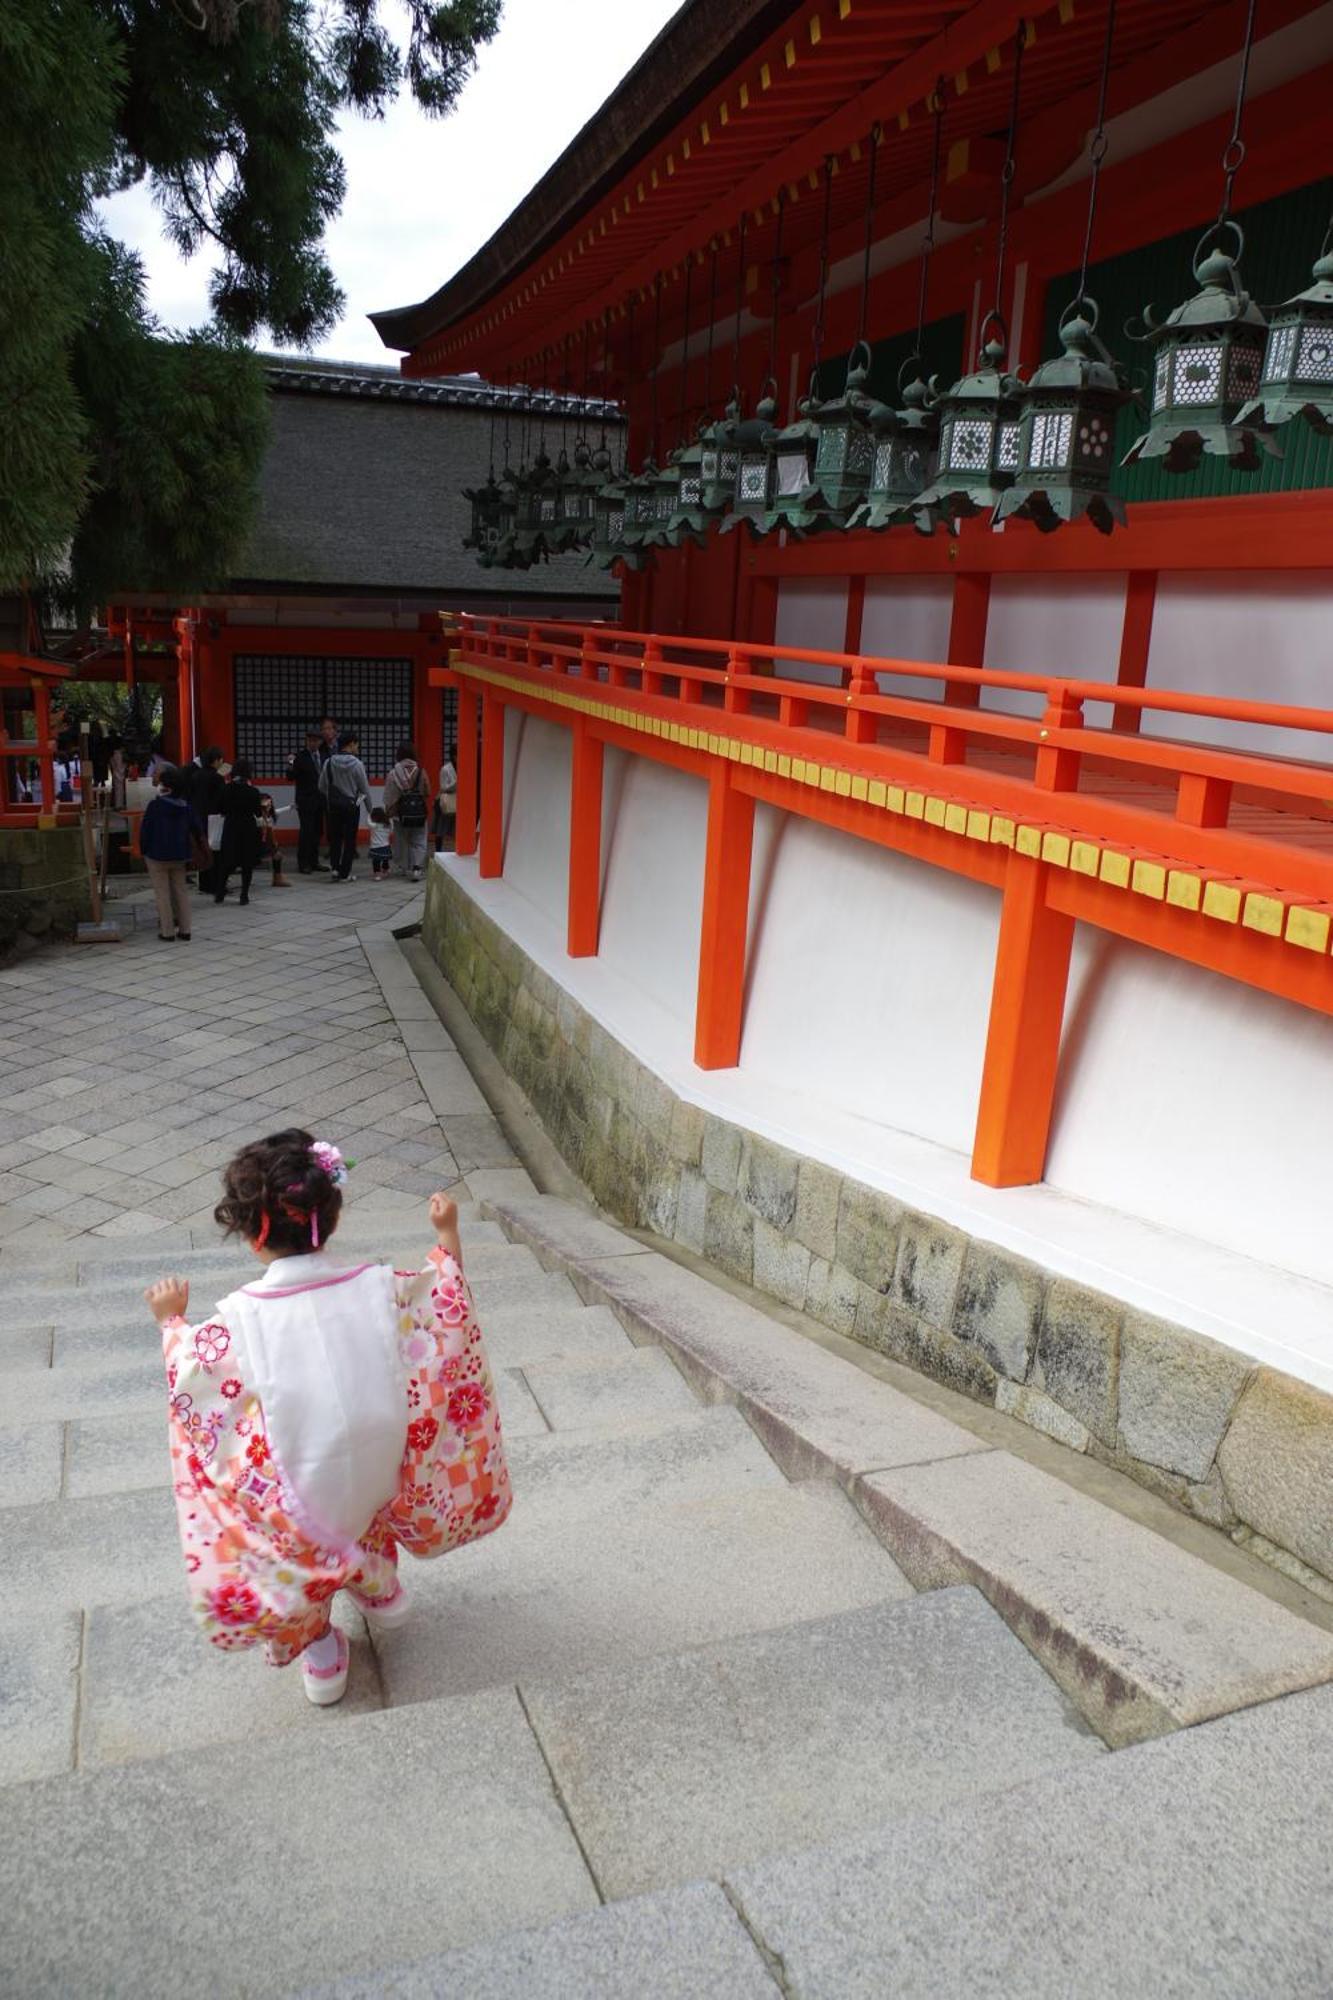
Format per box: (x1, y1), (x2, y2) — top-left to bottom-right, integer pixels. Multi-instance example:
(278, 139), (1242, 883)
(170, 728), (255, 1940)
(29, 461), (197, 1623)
(428, 1193), (461, 1261)
(145, 1276), (189, 1325)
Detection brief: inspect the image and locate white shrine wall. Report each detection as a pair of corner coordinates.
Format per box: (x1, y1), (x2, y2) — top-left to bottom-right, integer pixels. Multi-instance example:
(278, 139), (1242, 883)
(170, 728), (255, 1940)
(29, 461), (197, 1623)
(480, 699), (1333, 1392)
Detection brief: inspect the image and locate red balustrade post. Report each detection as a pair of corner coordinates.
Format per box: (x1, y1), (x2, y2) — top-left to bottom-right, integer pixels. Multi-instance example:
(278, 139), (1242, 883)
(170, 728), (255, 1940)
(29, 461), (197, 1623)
(694, 764), (755, 1070)
(567, 719), (604, 957)
(642, 638), (664, 697)
(1176, 772), (1232, 827)
(723, 647), (750, 715)
(971, 685), (1081, 1189)
(478, 691), (505, 878)
(846, 658), (878, 746)
(454, 687), (481, 859)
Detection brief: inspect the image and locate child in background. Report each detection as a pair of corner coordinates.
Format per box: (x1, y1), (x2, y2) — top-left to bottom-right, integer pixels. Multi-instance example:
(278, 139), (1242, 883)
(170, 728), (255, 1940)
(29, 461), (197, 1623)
(144, 1131), (511, 1707)
(258, 794), (291, 889)
(368, 804), (392, 880)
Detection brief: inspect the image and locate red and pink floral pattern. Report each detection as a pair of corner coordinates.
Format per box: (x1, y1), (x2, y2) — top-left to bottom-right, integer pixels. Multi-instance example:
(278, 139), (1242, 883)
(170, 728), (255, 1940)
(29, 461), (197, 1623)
(161, 1247), (511, 1668)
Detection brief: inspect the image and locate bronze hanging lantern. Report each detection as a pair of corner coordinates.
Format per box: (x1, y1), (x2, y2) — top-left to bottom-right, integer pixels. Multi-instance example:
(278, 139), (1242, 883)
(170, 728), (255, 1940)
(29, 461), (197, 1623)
(721, 386), (780, 536)
(849, 363), (941, 534)
(1123, 225), (1276, 474)
(513, 442), (559, 563)
(1238, 217), (1333, 434)
(798, 339), (878, 527)
(996, 301), (1132, 534)
(463, 472), (505, 560)
(1123, 0), (1276, 474)
(916, 317), (1023, 519)
(765, 385), (825, 535)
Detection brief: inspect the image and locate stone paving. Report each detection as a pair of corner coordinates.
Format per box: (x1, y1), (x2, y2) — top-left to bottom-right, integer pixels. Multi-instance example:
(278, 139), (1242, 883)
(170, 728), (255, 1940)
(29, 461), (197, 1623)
(0, 870), (521, 1252)
(2, 869), (1333, 1995)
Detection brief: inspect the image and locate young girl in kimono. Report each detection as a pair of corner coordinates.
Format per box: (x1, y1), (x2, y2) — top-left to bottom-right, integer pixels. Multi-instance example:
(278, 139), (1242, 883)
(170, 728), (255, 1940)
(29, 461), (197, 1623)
(145, 1129), (511, 1707)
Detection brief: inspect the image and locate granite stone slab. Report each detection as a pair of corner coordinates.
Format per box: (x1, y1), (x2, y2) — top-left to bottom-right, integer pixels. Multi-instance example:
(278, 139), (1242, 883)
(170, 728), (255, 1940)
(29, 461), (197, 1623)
(522, 1348), (700, 1433)
(854, 1450), (1333, 1746)
(0, 1486), (181, 1614)
(0, 1689), (598, 1998)
(79, 1595), (381, 1769)
(522, 1588), (1101, 1899)
(480, 1302), (637, 1370)
(0, 1320), (53, 1370)
(64, 1408), (173, 1498)
(302, 1880), (779, 1999)
(0, 1612), (80, 1785)
(480, 1193), (653, 1269)
(0, 1354), (161, 1426)
(727, 1683), (1333, 1999)
(503, 1406), (785, 1530)
(566, 1246), (987, 1483)
(376, 1482), (911, 1706)
(0, 1419), (64, 1506)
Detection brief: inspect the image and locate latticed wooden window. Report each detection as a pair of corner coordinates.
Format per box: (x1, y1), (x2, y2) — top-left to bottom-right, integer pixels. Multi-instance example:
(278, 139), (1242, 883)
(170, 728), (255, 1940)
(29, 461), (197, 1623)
(233, 655), (414, 781)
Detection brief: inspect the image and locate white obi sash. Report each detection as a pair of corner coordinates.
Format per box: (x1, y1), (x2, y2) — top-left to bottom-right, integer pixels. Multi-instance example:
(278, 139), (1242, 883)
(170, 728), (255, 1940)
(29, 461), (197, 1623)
(219, 1253), (408, 1550)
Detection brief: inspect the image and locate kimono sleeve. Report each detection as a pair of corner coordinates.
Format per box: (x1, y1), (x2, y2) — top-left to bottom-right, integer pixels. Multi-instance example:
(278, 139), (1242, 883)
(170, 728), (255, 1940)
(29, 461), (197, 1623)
(385, 1248), (512, 1558)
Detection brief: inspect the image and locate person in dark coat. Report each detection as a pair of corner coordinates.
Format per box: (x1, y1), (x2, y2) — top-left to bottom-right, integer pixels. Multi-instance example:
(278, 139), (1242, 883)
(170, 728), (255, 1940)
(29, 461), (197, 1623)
(180, 747), (228, 892)
(213, 758), (265, 906)
(139, 767), (202, 941)
(286, 727), (326, 874)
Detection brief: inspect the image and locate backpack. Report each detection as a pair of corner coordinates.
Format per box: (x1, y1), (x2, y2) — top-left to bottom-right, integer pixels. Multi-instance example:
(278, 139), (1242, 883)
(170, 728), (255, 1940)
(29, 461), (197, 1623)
(395, 768), (427, 827)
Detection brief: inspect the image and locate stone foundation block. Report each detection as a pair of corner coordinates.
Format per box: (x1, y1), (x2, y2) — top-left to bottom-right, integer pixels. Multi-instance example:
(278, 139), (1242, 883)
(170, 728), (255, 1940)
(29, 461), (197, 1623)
(891, 1213), (967, 1332)
(1033, 1281), (1121, 1449)
(804, 1257), (859, 1337)
(752, 1218), (812, 1311)
(1218, 1371), (1333, 1583)
(1118, 1313), (1253, 1482)
(793, 1159), (841, 1263)
(953, 1244), (1045, 1383)
(704, 1189), (753, 1285)
(674, 1168), (708, 1255)
(995, 1379), (1090, 1452)
(835, 1179), (901, 1294)
(739, 1135), (800, 1231)
(701, 1118), (742, 1194)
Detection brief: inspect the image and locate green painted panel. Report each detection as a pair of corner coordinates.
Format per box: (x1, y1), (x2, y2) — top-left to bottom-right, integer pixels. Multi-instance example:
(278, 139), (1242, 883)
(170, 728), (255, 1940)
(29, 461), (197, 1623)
(1041, 175), (1333, 500)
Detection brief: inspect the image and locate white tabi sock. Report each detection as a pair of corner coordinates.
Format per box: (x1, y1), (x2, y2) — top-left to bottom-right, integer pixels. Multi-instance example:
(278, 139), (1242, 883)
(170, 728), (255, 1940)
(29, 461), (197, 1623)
(304, 1627), (341, 1671)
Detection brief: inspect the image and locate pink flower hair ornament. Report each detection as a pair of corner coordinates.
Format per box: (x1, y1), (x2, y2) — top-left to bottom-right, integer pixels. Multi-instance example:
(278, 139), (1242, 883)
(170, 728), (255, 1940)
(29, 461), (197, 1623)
(309, 1140), (350, 1186)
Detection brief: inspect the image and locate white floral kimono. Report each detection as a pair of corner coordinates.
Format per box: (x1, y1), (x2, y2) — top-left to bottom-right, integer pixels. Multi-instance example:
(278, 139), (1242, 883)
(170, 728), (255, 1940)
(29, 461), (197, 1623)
(160, 1244), (511, 1666)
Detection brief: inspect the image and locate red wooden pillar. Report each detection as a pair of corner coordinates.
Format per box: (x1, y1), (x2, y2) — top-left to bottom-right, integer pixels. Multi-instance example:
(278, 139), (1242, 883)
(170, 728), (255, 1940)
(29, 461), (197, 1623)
(1112, 571), (1156, 734)
(694, 765), (755, 1070)
(931, 570), (990, 763)
(455, 686), (480, 858)
(478, 691), (505, 879)
(567, 719), (604, 957)
(971, 687), (1082, 1188)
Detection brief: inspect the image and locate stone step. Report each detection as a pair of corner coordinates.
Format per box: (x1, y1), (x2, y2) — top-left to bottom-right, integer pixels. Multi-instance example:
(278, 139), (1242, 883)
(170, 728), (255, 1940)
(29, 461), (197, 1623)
(853, 1451), (1333, 1747)
(301, 1880), (779, 2000)
(724, 1681), (1333, 1999)
(0, 1407), (780, 1618)
(0, 1368), (549, 1510)
(32, 1484), (907, 1784)
(517, 1587), (1103, 1903)
(521, 1347), (700, 1434)
(477, 1301), (637, 1372)
(0, 1689), (599, 1999)
(0, 1236), (539, 1311)
(483, 1196), (986, 1484)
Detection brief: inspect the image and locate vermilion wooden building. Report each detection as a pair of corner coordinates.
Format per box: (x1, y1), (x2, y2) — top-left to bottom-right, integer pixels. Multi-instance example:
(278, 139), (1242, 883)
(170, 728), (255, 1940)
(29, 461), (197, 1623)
(382, 0), (1333, 1582)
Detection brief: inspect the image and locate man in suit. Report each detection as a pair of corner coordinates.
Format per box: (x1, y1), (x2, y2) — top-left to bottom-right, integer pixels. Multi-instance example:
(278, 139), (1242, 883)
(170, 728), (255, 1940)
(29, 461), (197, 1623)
(317, 716), (339, 865)
(286, 727), (326, 874)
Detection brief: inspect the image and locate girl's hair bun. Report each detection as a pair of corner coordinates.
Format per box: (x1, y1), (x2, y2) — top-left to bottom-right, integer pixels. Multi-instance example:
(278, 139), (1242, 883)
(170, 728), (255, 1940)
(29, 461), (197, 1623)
(215, 1127), (343, 1252)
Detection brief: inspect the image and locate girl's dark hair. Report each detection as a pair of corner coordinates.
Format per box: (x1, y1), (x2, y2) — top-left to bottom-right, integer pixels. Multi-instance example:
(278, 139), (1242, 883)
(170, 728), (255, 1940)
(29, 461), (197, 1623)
(156, 766), (183, 795)
(215, 1127), (342, 1253)
(396, 739), (418, 762)
(231, 756), (253, 782)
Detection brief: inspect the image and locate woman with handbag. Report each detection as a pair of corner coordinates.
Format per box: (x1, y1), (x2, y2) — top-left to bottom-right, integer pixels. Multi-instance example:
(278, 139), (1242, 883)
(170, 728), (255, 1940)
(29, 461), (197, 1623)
(139, 767), (203, 941)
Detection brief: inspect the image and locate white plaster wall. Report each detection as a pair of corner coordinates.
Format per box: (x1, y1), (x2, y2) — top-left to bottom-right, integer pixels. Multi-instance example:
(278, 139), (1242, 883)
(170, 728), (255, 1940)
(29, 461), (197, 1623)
(499, 710), (571, 918)
(741, 817), (1002, 1153)
(1143, 573), (1333, 766)
(983, 574), (1126, 723)
(774, 577), (848, 684)
(861, 576), (953, 704)
(1048, 927), (1333, 1289)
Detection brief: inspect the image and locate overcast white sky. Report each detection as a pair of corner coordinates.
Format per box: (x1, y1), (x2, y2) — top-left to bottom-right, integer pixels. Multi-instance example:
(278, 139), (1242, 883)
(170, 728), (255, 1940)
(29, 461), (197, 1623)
(100, 0), (682, 366)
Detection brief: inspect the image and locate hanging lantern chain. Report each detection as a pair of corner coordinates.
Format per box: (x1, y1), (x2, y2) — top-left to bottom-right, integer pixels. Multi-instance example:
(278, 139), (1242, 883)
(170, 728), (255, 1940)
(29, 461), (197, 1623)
(991, 23), (1026, 343)
(1074, 0), (1117, 309)
(810, 158), (834, 382)
(857, 124), (882, 345)
(675, 254), (694, 449)
(704, 242), (719, 411)
(731, 210), (749, 402)
(502, 366), (512, 469)
(1217, 0), (1258, 225)
(768, 187), (786, 389)
(650, 271), (663, 460)
(914, 87), (946, 357)
(579, 321), (591, 440)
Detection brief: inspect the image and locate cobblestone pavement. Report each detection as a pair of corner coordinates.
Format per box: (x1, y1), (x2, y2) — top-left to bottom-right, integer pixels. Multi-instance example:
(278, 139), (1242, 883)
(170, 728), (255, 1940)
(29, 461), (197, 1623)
(0, 870), (513, 1254)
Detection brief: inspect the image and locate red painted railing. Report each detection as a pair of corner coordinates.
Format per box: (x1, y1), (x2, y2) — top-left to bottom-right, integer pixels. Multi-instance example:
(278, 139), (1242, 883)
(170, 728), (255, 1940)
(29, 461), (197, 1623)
(439, 613), (1333, 1190)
